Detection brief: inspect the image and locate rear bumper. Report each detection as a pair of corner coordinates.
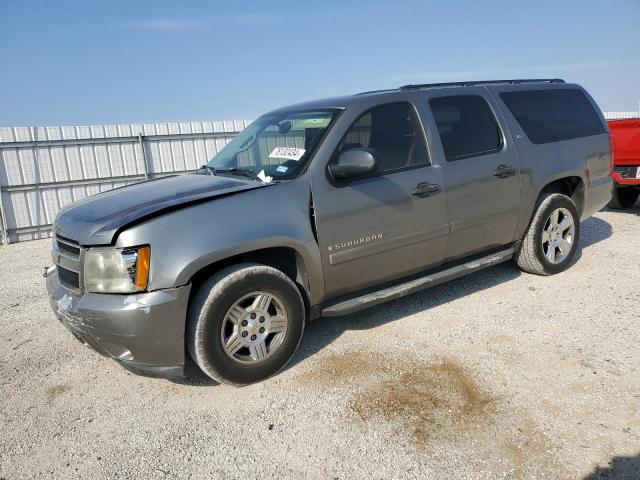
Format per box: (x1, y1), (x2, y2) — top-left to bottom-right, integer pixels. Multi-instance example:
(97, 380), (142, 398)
(46, 267), (191, 379)
(582, 175), (613, 219)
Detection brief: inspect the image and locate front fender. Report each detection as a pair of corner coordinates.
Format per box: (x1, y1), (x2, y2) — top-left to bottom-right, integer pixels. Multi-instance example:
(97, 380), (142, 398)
(115, 178), (325, 305)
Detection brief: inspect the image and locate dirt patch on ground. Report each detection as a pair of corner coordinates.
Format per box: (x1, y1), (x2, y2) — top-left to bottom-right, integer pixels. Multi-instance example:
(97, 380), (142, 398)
(351, 359), (494, 443)
(302, 352), (495, 444)
(46, 384), (71, 405)
(302, 352), (570, 475)
(303, 351), (379, 382)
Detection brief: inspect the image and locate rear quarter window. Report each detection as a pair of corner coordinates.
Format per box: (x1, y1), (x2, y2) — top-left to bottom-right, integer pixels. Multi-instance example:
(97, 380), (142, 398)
(500, 89), (606, 144)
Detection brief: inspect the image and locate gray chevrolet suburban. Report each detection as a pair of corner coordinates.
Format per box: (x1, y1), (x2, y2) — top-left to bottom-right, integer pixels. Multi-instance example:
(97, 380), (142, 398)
(46, 79), (613, 385)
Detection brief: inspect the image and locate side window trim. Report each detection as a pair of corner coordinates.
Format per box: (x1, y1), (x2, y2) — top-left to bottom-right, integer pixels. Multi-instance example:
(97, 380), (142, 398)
(429, 94), (505, 162)
(329, 101), (432, 183)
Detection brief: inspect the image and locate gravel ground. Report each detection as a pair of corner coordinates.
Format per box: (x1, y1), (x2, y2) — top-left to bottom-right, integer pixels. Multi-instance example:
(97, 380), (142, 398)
(1, 206), (639, 480)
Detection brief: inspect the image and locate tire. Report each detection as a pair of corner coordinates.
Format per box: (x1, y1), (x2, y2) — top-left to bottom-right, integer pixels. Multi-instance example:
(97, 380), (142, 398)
(187, 263), (305, 386)
(515, 193), (580, 276)
(608, 187), (639, 210)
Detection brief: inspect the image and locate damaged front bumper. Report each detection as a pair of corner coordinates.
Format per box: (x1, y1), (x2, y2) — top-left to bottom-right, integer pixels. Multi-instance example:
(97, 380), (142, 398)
(46, 266), (191, 379)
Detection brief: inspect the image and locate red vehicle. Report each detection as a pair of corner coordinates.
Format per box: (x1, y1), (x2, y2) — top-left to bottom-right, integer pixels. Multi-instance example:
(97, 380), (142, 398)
(608, 118), (640, 209)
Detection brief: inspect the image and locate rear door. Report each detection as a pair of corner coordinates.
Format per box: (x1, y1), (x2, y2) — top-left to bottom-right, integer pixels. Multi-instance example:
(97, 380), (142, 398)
(425, 90), (521, 260)
(309, 101), (449, 298)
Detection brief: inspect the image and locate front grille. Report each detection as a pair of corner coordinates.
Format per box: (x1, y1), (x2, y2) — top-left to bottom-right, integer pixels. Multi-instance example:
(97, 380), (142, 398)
(53, 232), (83, 291)
(56, 235), (80, 258)
(57, 266), (80, 289)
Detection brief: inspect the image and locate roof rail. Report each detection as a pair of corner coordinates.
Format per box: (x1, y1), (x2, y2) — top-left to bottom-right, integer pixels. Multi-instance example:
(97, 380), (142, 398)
(399, 78), (565, 91)
(354, 88), (398, 96)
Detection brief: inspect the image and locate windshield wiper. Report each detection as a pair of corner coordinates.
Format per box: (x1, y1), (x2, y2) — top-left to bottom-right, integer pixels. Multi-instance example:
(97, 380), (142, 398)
(198, 165), (217, 175)
(215, 168), (261, 181)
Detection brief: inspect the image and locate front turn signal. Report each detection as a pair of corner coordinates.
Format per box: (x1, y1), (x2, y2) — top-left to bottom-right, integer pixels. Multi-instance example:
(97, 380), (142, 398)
(135, 246), (151, 290)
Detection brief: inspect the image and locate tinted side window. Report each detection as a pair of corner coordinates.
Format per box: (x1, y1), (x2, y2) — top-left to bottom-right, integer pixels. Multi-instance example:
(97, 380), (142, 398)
(430, 95), (502, 161)
(500, 89), (606, 144)
(337, 102), (429, 174)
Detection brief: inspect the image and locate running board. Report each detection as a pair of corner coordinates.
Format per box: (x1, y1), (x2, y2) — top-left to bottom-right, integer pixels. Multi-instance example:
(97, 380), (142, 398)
(321, 246), (516, 317)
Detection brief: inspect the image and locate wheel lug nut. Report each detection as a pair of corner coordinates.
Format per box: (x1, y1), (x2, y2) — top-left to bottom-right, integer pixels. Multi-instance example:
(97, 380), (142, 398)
(241, 331), (248, 338)
(241, 320), (248, 327)
(250, 334), (257, 341)
(259, 317), (265, 323)
(250, 313), (256, 319)
(259, 327), (265, 333)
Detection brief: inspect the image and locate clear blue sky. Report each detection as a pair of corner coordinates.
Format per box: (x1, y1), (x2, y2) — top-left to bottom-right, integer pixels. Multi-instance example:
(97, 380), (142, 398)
(1, 0), (638, 126)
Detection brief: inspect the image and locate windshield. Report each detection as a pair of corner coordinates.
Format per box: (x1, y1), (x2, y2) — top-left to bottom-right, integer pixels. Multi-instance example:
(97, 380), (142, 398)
(206, 109), (338, 180)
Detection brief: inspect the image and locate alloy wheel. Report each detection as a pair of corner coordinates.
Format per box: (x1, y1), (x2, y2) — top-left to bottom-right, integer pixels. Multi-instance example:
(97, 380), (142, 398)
(541, 207), (575, 264)
(220, 291), (289, 365)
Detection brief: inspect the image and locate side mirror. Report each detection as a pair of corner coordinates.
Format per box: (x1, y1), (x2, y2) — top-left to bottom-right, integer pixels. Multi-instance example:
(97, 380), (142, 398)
(328, 147), (378, 180)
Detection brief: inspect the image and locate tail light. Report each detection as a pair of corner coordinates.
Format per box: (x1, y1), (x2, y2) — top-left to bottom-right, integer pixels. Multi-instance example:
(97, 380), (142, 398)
(608, 132), (615, 175)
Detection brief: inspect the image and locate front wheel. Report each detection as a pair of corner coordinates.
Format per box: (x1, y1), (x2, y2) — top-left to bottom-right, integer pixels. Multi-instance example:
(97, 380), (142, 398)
(187, 263), (305, 386)
(515, 193), (580, 276)
(608, 187), (639, 210)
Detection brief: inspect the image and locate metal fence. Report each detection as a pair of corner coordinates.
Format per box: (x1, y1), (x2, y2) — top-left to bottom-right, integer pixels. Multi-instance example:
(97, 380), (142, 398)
(1, 111), (638, 245)
(603, 111), (639, 120)
(0, 121), (250, 244)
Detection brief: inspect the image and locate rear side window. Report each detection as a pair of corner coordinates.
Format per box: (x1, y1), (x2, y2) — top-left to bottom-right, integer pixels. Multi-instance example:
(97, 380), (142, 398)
(500, 89), (606, 144)
(430, 95), (502, 161)
(336, 102), (429, 174)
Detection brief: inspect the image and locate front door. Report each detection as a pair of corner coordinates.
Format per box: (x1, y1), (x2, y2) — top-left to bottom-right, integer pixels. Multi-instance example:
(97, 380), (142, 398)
(427, 92), (521, 260)
(310, 101), (449, 298)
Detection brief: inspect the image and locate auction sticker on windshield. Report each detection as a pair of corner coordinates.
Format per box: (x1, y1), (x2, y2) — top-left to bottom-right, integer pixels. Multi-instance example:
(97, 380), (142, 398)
(269, 147), (306, 161)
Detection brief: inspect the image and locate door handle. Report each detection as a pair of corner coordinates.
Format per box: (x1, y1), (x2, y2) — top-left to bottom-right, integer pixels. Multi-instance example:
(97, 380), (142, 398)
(494, 164), (517, 178)
(411, 182), (441, 197)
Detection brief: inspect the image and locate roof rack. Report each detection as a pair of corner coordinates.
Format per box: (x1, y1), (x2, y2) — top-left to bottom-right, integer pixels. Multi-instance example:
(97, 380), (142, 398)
(399, 78), (565, 91)
(354, 88), (398, 96)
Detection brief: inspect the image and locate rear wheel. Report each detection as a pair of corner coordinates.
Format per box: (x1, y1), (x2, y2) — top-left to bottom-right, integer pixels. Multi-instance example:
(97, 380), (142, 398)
(515, 193), (580, 275)
(608, 187), (639, 210)
(187, 263), (305, 386)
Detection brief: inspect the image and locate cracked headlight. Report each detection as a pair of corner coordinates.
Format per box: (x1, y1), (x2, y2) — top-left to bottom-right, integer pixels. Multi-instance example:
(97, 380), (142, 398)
(84, 246), (150, 293)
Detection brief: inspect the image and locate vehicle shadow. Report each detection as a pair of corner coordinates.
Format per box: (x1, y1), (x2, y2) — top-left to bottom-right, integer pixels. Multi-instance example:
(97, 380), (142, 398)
(603, 199), (640, 217)
(171, 355), (220, 387)
(570, 215), (613, 268)
(582, 453), (640, 479)
(578, 216), (613, 249)
(288, 261), (522, 371)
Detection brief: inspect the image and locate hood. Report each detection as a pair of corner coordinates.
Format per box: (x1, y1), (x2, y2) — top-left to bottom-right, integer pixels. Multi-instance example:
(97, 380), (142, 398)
(55, 174), (269, 245)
